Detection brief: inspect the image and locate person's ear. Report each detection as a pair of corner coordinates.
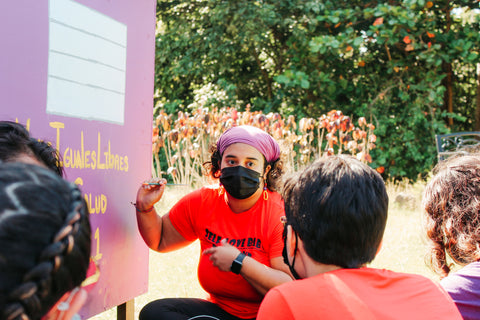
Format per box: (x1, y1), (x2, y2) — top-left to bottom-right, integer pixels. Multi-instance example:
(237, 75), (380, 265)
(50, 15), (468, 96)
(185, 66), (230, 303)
(375, 240), (383, 256)
(263, 164), (271, 180)
(286, 225), (296, 257)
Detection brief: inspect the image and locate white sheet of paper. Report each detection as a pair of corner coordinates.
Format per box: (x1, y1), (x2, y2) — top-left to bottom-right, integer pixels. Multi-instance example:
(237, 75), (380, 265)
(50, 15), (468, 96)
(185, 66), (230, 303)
(47, 0), (127, 124)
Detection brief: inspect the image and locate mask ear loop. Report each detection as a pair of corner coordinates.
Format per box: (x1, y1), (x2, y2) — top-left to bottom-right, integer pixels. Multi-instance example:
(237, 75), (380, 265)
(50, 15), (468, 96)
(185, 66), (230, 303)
(290, 231), (301, 279)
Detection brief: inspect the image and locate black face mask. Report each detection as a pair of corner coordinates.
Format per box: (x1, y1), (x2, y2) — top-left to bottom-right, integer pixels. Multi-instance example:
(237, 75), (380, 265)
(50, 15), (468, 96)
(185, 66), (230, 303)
(282, 229), (302, 280)
(220, 166), (261, 199)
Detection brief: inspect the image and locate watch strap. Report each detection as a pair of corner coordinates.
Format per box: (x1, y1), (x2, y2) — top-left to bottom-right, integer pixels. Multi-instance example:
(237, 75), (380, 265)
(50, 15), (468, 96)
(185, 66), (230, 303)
(230, 252), (246, 274)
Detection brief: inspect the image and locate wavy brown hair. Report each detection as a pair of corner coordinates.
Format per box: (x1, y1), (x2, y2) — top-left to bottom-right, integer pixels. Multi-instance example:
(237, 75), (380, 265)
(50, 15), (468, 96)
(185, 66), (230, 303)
(423, 154), (480, 278)
(203, 144), (285, 192)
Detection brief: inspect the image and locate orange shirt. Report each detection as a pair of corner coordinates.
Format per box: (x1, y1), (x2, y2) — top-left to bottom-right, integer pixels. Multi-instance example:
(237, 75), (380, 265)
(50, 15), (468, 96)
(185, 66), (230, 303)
(257, 268), (463, 320)
(169, 185), (285, 319)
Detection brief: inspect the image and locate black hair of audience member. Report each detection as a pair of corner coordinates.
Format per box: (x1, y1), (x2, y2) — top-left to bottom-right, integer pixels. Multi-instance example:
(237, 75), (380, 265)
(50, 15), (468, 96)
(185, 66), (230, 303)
(282, 155), (389, 268)
(0, 121), (64, 177)
(0, 162), (91, 320)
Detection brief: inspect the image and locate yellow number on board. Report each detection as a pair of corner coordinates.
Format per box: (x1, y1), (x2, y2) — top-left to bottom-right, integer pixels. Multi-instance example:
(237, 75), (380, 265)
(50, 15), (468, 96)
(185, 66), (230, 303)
(93, 227), (103, 261)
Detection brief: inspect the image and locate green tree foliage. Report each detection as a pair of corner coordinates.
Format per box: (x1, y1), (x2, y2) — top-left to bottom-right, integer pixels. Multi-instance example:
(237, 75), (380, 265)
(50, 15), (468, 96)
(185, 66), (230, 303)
(155, 0), (480, 180)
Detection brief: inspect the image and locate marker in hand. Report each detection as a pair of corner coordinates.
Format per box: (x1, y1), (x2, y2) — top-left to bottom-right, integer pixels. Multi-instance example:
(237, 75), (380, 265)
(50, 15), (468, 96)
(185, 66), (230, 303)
(142, 182), (188, 186)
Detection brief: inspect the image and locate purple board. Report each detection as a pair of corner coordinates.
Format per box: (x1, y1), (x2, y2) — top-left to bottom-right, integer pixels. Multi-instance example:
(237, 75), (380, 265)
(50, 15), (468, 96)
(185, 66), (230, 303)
(0, 0), (156, 317)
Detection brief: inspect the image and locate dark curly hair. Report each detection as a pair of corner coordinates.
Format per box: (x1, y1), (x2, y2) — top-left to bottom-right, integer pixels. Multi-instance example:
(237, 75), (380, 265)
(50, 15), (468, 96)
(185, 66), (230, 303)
(0, 121), (64, 177)
(203, 144), (284, 192)
(0, 163), (91, 320)
(282, 155), (388, 269)
(423, 154), (480, 278)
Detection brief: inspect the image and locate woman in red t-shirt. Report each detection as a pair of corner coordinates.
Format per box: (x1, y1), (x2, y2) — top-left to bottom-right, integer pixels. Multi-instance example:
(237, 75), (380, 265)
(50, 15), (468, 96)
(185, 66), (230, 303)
(134, 125), (292, 320)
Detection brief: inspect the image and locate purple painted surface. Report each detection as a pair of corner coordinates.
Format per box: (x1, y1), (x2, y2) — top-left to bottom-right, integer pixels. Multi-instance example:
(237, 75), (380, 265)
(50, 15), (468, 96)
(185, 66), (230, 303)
(0, 0), (156, 317)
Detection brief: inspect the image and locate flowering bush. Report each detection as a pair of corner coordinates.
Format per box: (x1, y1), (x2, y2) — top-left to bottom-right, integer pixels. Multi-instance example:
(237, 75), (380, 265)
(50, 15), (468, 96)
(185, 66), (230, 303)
(152, 106), (377, 185)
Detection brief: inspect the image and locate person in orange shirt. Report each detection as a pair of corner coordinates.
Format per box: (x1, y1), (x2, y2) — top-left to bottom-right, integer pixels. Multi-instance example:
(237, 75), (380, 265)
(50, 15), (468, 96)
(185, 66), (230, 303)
(257, 155), (462, 320)
(135, 125), (292, 320)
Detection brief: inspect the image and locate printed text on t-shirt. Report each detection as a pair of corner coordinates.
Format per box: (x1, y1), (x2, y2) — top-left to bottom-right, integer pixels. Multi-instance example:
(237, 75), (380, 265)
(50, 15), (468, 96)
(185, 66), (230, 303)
(205, 228), (262, 252)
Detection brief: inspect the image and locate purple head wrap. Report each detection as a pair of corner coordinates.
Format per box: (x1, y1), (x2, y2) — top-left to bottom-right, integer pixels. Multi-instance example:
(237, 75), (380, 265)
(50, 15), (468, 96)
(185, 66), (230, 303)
(216, 125), (280, 163)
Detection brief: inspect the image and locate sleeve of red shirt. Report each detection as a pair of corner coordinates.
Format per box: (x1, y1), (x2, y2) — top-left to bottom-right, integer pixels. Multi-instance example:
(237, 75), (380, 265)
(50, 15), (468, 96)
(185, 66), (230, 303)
(257, 288), (293, 320)
(168, 188), (203, 241)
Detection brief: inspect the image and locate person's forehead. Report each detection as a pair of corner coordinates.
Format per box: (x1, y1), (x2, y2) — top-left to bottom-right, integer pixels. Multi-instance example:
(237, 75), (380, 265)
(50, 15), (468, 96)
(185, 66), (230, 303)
(11, 153), (48, 168)
(223, 143), (263, 159)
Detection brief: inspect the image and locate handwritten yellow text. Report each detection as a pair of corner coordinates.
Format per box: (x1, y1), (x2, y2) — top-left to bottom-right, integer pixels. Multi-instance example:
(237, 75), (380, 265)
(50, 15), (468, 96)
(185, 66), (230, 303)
(50, 122), (129, 172)
(74, 177), (108, 214)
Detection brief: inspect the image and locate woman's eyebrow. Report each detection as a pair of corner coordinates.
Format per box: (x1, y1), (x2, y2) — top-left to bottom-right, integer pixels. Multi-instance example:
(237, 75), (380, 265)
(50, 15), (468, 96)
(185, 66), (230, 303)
(224, 155), (259, 161)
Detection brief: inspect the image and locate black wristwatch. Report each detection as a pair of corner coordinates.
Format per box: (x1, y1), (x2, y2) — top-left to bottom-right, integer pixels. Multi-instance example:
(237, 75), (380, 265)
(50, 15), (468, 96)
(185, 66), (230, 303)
(230, 253), (246, 274)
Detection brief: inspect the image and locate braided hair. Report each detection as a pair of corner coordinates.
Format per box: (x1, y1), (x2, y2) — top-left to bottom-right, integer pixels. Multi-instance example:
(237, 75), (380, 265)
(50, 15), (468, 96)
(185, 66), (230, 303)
(0, 163), (91, 320)
(0, 121), (64, 177)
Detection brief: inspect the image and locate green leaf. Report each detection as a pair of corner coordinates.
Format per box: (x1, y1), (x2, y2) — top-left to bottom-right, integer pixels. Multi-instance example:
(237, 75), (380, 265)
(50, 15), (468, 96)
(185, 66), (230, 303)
(467, 52), (479, 62)
(301, 79), (310, 89)
(275, 75), (290, 84)
(353, 37), (363, 47)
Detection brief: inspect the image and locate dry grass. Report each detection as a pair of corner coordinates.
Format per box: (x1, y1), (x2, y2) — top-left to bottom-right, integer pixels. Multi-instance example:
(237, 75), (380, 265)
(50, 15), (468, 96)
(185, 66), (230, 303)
(88, 179), (441, 320)
(370, 179), (436, 278)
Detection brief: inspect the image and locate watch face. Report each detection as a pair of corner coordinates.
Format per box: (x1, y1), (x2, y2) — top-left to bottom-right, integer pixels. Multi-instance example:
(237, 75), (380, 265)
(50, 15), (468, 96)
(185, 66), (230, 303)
(231, 253), (246, 274)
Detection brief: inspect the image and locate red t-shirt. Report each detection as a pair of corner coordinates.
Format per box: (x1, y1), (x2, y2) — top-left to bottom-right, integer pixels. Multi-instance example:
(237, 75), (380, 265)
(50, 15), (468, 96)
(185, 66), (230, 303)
(169, 185), (285, 319)
(257, 268), (463, 320)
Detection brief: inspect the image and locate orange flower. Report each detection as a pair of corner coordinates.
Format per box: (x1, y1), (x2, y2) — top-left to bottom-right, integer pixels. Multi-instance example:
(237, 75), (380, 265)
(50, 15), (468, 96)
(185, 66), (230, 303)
(358, 60), (366, 67)
(376, 166), (385, 174)
(358, 117), (367, 127)
(403, 36), (411, 44)
(373, 17), (384, 26)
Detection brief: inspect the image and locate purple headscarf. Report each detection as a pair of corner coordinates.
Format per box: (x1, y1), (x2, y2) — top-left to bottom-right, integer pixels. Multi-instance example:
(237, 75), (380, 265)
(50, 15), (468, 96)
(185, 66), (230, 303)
(217, 125), (280, 163)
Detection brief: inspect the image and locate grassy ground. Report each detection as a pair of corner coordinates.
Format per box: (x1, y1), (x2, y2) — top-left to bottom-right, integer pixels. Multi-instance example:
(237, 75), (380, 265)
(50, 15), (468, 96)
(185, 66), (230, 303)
(88, 180), (440, 320)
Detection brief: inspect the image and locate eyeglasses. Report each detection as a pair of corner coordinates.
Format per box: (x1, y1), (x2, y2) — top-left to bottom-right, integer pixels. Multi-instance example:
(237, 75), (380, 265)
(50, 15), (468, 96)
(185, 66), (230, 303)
(80, 259), (100, 288)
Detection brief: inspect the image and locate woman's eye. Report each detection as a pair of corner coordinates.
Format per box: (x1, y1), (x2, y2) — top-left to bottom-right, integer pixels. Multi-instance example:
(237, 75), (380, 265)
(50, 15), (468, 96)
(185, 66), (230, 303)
(246, 161), (255, 167)
(227, 160), (236, 165)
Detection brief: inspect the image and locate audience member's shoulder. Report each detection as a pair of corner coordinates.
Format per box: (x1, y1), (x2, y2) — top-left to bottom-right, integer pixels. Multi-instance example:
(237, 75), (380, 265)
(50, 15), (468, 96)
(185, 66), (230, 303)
(441, 261), (480, 289)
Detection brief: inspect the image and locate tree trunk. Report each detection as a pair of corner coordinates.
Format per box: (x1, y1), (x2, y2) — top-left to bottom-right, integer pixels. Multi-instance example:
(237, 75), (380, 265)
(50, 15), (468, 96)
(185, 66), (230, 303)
(442, 2), (453, 127)
(445, 62), (453, 126)
(475, 63), (480, 131)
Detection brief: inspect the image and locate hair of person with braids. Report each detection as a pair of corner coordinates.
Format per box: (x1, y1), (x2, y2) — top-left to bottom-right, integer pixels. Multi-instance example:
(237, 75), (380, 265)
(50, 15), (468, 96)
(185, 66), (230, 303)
(0, 121), (64, 177)
(0, 162), (91, 320)
(423, 154), (480, 278)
